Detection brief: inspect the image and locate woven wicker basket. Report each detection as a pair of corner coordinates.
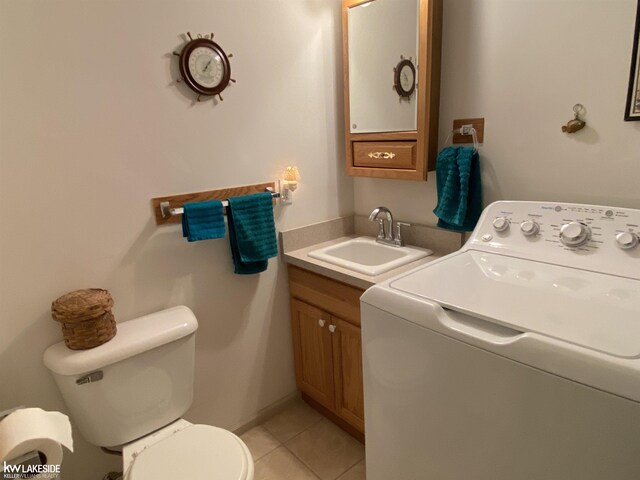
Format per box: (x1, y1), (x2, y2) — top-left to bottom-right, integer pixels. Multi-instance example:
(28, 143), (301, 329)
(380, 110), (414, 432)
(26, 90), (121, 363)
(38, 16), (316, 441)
(51, 289), (116, 350)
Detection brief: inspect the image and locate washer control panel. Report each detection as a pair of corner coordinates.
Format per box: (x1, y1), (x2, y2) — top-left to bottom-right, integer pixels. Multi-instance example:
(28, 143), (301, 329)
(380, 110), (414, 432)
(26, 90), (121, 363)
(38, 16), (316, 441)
(468, 201), (640, 279)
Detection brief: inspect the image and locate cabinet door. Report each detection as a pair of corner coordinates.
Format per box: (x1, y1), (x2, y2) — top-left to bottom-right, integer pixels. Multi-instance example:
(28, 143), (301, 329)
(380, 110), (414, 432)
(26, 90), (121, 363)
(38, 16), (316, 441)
(331, 316), (365, 432)
(290, 299), (335, 409)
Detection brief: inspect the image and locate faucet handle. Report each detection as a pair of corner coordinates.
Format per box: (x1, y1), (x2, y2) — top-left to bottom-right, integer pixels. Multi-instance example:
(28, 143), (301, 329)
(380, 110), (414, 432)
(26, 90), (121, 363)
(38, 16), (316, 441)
(395, 222), (411, 245)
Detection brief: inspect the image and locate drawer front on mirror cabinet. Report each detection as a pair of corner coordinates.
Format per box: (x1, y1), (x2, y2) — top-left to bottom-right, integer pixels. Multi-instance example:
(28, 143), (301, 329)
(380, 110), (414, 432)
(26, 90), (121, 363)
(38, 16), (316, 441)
(353, 142), (416, 169)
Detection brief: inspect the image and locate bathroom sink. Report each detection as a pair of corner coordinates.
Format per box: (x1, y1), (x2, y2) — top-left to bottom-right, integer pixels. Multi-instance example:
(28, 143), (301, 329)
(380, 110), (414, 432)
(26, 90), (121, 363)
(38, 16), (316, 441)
(308, 237), (432, 276)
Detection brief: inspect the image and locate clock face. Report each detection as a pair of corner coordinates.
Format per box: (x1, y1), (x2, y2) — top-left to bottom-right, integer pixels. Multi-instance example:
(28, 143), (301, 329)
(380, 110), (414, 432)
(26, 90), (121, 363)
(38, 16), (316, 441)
(188, 46), (225, 88)
(394, 59), (416, 98)
(399, 65), (414, 92)
(178, 37), (231, 96)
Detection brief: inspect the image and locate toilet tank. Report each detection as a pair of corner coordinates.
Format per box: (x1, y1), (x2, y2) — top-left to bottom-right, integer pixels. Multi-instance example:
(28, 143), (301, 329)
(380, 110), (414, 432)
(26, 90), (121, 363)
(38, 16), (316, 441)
(43, 306), (198, 448)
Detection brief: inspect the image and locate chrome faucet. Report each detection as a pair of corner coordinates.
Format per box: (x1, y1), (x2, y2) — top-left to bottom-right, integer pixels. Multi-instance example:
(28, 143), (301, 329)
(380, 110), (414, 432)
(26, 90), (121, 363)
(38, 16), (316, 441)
(368, 206), (410, 247)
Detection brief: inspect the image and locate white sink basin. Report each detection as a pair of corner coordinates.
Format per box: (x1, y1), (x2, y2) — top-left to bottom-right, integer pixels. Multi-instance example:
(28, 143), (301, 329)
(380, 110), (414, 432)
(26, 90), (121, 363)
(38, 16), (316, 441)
(308, 237), (432, 276)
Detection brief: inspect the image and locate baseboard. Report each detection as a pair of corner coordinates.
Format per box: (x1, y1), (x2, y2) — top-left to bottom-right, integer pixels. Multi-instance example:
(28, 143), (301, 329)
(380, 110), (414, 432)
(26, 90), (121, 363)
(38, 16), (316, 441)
(231, 390), (302, 436)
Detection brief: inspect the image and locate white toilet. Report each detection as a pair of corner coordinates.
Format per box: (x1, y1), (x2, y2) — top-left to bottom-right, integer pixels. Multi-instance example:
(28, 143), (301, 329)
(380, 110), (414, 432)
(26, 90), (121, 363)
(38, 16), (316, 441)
(43, 306), (253, 480)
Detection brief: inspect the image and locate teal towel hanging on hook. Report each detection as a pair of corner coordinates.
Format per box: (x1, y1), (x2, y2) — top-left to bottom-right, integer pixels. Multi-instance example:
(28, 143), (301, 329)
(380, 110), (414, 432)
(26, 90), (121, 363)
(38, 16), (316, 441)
(433, 146), (482, 232)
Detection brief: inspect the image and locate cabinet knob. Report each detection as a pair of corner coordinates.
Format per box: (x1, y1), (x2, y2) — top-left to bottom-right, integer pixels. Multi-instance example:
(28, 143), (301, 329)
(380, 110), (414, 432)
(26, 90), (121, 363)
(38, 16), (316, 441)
(318, 319), (325, 328)
(328, 325), (336, 333)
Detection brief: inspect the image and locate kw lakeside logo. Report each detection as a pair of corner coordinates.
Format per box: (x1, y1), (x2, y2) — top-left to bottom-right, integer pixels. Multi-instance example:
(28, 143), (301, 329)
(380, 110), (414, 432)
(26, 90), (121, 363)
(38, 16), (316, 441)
(2, 461), (60, 479)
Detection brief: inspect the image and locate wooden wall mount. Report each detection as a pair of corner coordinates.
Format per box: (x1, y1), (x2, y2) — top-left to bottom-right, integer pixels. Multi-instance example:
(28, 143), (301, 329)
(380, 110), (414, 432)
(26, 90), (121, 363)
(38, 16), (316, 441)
(452, 118), (485, 144)
(151, 181), (276, 225)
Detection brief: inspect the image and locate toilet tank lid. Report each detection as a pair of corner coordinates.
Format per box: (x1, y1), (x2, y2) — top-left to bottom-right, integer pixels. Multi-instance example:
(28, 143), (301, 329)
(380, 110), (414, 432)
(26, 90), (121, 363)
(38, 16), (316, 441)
(43, 306), (198, 376)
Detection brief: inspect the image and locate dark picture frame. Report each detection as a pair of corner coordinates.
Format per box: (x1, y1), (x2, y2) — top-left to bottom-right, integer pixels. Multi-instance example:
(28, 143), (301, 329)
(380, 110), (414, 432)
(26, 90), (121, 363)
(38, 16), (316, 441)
(625, 0), (640, 121)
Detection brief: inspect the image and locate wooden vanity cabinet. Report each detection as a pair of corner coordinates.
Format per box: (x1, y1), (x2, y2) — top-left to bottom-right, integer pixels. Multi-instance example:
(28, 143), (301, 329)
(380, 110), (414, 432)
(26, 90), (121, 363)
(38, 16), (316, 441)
(288, 265), (365, 437)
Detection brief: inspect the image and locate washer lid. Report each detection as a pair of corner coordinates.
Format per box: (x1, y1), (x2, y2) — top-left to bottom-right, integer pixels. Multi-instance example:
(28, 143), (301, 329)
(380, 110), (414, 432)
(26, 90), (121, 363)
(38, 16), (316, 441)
(389, 251), (640, 358)
(128, 425), (251, 480)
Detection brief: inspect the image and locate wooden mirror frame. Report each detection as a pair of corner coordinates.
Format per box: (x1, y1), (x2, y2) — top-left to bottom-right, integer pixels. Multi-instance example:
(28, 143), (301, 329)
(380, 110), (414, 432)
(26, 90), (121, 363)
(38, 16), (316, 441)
(625, 0), (640, 121)
(342, 0), (442, 181)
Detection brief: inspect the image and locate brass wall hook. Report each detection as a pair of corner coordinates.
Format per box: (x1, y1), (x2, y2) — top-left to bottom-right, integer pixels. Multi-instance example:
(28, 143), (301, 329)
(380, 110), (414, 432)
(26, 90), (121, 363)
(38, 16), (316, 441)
(562, 104), (586, 133)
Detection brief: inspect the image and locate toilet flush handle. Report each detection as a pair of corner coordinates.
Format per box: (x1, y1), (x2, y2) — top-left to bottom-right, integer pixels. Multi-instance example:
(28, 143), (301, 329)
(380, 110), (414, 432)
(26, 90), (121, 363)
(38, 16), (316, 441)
(76, 370), (103, 385)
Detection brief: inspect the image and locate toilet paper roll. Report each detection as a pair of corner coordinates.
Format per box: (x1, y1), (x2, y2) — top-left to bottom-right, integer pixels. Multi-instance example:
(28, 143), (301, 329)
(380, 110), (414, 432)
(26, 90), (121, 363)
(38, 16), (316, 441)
(0, 408), (74, 468)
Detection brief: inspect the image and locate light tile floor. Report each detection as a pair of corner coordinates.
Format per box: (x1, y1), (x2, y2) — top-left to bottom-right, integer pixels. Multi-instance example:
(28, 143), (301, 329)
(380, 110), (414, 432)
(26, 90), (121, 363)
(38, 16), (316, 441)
(241, 398), (366, 480)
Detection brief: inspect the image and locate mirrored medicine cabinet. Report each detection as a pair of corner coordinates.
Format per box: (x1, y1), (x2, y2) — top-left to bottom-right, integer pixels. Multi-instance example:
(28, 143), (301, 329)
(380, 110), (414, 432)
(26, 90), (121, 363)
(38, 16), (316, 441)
(343, 0), (442, 180)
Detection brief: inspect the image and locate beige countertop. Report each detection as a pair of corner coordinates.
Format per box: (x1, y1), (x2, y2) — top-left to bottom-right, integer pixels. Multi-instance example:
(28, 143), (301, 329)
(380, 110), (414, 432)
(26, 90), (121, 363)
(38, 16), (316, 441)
(283, 235), (444, 290)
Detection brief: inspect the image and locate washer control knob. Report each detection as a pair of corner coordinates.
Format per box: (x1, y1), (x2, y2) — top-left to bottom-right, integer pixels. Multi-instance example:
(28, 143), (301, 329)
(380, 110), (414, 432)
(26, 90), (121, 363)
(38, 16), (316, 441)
(560, 222), (591, 247)
(492, 217), (510, 232)
(615, 232), (639, 250)
(520, 220), (540, 236)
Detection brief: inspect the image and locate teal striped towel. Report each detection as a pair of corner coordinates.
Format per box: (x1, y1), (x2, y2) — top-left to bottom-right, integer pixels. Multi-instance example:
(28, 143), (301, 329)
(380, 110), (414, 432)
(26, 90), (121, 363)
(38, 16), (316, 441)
(433, 146), (482, 232)
(227, 192), (278, 275)
(181, 200), (225, 241)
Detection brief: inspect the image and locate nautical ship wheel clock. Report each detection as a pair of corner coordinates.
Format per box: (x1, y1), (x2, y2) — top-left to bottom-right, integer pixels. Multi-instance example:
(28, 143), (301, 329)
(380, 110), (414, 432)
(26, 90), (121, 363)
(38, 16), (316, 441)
(173, 32), (235, 102)
(393, 55), (416, 101)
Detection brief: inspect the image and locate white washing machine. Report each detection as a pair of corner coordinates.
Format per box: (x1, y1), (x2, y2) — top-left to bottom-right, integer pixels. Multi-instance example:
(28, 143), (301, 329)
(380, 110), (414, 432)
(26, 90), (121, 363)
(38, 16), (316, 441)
(361, 201), (640, 480)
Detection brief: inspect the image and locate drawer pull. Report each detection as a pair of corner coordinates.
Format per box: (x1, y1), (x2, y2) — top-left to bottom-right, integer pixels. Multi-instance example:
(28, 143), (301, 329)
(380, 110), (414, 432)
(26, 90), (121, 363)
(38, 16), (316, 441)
(328, 325), (337, 333)
(318, 319), (326, 328)
(368, 151), (396, 160)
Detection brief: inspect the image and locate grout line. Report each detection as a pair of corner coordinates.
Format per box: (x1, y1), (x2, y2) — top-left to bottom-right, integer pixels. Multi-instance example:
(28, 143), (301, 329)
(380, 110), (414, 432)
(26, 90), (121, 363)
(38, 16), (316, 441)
(280, 418), (363, 480)
(252, 445), (279, 466)
(254, 445), (322, 480)
(335, 458), (365, 480)
(254, 402), (342, 479)
(241, 424), (283, 463)
(251, 442), (281, 463)
(260, 403), (324, 445)
(332, 457), (364, 480)
(279, 445), (323, 480)
(279, 416), (325, 449)
(279, 419), (328, 478)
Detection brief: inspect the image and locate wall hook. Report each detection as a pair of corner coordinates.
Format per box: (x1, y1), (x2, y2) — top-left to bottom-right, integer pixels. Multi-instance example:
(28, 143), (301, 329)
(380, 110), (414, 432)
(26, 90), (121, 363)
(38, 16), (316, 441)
(562, 104), (586, 133)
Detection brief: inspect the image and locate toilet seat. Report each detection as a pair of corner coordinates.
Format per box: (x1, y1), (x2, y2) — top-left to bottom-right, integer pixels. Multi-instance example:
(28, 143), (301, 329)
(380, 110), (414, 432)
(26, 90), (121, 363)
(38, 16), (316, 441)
(125, 423), (253, 480)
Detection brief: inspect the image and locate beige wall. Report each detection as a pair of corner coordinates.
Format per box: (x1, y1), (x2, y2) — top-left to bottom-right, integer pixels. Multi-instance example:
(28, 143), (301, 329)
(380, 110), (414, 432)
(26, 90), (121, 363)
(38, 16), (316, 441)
(3, 0), (640, 478)
(0, 0), (350, 477)
(355, 0), (640, 224)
